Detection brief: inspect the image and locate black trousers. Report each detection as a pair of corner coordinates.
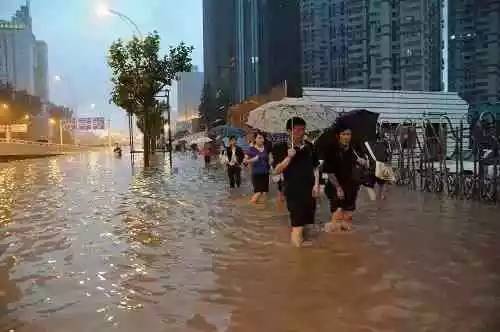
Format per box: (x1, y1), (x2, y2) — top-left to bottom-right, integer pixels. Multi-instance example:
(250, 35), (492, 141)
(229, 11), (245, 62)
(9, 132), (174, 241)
(228, 165), (241, 188)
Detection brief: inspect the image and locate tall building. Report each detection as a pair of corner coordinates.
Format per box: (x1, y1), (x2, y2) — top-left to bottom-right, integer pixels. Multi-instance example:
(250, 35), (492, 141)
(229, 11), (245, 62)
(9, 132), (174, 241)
(234, 0), (302, 102)
(34, 40), (49, 102)
(448, 0), (500, 108)
(203, 0), (301, 104)
(300, 0), (442, 91)
(300, 0), (348, 87)
(202, 0), (236, 102)
(0, 2), (49, 99)
(175, 70), (204, 133)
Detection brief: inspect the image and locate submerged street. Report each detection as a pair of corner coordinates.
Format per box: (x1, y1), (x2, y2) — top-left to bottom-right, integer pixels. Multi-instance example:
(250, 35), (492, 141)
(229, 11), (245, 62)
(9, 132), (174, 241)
(0, 151), (500, 332)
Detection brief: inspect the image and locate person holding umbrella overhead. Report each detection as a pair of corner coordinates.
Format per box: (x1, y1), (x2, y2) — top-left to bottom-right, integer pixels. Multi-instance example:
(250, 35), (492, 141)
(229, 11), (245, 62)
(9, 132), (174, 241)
(322, 121), (369, 232)
(274, 117), (321, 247)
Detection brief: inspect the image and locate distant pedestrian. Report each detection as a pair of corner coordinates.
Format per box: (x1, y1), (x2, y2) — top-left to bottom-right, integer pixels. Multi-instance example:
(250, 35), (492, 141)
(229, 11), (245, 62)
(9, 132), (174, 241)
(245, 132), (271, 204)
(365, 134), (392, 201)
(323, 122), (368, 232)
(225, 136), (245, 188)
(274, 117), (320, 247)
(201, 143), (213, 167)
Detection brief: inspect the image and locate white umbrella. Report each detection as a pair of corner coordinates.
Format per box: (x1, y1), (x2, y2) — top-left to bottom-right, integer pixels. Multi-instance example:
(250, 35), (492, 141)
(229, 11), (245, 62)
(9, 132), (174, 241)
(246, 98), (338, 134)
(191, 137), (212, 145)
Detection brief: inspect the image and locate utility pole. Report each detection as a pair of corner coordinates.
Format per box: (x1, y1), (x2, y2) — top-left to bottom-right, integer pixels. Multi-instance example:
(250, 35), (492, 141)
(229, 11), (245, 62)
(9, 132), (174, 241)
(59, 120), (63, 145)
(107, 118), (112, 147)
(157, 88), (173, 169)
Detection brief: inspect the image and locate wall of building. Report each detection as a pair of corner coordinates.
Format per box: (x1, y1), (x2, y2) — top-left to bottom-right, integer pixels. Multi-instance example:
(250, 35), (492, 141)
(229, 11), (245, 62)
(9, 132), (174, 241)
(0, 4), (48, 101)
(234, 0), (301, 102)
(300, 0), (442, 92)
(175, 71), (204, 133)
(203, 0), (301, 106)
(202, 0), (236, 102)
(34, 40), (48, 102)
(448, 0), (500, 108)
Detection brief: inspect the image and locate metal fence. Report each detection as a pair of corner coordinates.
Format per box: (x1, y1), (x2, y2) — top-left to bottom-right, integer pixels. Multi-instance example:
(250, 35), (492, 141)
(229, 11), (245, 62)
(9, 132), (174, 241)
(385, 112), (500, 203)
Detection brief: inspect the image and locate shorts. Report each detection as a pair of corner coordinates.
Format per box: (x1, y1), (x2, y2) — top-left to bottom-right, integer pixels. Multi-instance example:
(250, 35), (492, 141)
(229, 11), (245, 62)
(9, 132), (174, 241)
(286, 194), (316, 227)
(325, 182), (359, 212)
(252, 173), (270, 193)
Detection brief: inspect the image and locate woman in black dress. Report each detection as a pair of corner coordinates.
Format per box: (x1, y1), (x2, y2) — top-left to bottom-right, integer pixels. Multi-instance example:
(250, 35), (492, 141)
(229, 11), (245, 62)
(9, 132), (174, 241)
(323, 123), (367, 232)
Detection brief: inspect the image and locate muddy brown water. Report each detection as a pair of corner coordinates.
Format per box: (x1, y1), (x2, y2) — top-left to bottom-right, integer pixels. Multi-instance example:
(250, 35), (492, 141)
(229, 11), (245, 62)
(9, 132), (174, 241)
(1, 151), (499, 331)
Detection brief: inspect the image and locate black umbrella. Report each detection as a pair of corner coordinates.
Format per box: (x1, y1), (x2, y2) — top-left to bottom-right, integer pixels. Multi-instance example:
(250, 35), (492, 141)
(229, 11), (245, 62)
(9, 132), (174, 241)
(315, 109), (379, 159)
(336, 109), (379, 145)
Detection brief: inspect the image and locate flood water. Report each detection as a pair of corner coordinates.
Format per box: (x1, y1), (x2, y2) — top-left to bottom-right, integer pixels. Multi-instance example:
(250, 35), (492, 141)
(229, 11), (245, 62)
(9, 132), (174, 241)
(1, 150), (500, 332)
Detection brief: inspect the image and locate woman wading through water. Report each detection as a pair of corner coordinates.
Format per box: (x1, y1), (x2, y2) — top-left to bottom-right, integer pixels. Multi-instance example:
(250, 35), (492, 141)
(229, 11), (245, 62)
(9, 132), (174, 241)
(245, 132), (271, 204)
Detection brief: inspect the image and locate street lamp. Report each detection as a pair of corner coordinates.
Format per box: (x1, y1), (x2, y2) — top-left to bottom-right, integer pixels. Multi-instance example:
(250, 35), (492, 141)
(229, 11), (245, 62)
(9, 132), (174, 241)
(96, 4), (143, 37)
(96, 5), (143, 154)
(49, 118), (63, 145)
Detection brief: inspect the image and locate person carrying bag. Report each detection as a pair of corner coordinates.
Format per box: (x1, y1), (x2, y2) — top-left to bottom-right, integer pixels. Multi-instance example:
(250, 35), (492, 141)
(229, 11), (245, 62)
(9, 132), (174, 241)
(364, 141), (395, 183)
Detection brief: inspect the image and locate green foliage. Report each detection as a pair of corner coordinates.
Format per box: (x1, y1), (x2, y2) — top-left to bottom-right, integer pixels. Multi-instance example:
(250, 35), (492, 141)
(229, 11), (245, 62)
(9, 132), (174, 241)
(108, 32), (193, 166)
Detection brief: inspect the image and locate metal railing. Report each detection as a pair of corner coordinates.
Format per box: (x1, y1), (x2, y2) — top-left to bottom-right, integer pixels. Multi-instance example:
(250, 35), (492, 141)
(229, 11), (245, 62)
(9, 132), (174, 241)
(387, 112), (499, 203)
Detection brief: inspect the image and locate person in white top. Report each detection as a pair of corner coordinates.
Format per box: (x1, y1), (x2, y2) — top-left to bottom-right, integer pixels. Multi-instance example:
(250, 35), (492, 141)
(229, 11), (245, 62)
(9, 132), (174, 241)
(225, 136), (244, 188)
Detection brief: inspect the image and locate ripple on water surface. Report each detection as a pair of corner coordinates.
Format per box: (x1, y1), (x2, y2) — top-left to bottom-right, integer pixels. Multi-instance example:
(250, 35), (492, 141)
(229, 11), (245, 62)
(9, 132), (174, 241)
(0, 152), (500, 331)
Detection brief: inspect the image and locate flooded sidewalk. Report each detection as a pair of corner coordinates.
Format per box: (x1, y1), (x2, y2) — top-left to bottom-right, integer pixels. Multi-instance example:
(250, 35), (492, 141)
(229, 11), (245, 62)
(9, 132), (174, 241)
(1, 151), (500, 331)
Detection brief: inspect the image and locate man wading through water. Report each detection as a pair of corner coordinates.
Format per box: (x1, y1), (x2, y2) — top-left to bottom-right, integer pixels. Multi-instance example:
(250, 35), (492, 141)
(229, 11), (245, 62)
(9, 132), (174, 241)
(274, 117), (320, 247)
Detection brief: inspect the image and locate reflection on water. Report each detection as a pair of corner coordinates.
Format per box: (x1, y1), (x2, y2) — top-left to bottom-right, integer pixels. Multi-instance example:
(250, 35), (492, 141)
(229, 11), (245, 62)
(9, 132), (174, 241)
(0, 151), (500, 331)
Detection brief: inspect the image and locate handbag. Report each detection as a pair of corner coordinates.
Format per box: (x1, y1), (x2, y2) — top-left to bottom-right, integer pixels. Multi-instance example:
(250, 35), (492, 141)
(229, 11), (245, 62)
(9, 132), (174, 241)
(220, 151), (229, 165)
(364, 142), (395, 182)
(352, 149), (370, 185)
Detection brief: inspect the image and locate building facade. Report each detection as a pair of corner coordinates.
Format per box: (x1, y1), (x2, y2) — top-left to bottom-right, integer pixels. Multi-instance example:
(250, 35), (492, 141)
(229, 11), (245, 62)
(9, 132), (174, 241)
(300, 0), (442, 92)
(203, 0), (301, 105)
(448, 0), (500, 108)
(0, 3), (48, 100)
(202, 0), (236, 102)
(174, 71), (204, 134)
(234, 0), (302, 102)
(300, 0), (349, 88)
(34, 40), (48, 102)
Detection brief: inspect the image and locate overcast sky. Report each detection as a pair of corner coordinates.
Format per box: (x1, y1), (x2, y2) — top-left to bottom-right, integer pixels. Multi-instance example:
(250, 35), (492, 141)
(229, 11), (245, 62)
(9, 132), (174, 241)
(0, 0), (203, 132)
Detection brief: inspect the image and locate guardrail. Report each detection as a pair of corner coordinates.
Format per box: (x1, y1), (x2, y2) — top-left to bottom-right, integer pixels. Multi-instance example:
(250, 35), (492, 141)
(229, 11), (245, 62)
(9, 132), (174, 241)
(0, 138), (83, 149)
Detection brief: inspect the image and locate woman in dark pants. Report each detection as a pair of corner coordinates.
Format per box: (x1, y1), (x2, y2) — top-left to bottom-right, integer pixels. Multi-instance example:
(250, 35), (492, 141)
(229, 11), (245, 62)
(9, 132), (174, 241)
(226, 136), (245, 188)
(245, 132), (271, 204)
(323, 123), (367, 232)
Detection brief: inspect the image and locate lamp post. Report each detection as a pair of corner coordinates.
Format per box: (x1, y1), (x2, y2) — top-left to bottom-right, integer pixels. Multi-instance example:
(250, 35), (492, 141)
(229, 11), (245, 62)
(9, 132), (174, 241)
(96, 4), (143, 38)
(49, 118), (63, 145)
(96, 4), (143, 154)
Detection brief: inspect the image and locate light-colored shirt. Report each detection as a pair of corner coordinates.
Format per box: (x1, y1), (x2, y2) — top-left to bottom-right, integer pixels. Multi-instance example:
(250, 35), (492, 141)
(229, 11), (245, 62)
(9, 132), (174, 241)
(229, 147), (237, 166)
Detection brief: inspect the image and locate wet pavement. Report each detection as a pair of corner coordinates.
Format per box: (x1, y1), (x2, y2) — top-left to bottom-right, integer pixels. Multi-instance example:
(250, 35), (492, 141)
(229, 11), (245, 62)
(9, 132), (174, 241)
(1, 150), (500, 332)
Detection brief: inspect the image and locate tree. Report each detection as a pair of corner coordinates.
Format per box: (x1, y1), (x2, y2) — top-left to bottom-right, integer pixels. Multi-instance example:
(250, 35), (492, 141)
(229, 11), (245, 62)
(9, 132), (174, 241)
(108, 32), (193, 167)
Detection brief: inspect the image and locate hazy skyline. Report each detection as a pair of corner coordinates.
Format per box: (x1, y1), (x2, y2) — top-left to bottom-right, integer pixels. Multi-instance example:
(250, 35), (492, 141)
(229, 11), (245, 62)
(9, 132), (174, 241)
(0, 0), (203, 131)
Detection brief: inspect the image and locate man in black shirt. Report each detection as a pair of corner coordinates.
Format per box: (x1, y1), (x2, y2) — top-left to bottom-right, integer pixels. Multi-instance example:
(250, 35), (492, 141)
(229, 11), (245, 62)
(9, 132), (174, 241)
(274, 117), (320, 247)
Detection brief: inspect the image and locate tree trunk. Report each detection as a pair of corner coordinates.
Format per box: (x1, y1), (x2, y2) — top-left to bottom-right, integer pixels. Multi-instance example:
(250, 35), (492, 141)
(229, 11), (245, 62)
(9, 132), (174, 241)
(143, 111), (150, 167)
